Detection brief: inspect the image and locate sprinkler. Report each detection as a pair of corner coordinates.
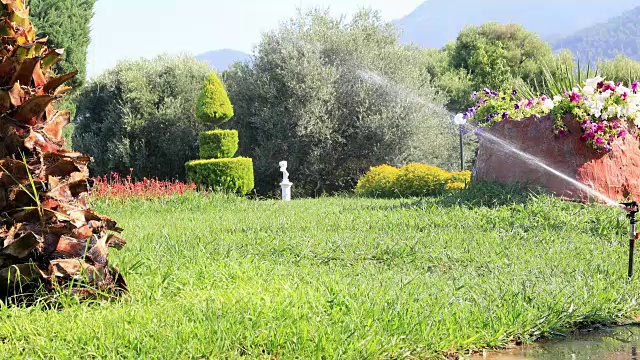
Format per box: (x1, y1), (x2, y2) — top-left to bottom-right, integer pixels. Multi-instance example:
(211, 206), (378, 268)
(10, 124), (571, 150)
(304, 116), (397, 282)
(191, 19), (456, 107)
(622, 201), (639, 278)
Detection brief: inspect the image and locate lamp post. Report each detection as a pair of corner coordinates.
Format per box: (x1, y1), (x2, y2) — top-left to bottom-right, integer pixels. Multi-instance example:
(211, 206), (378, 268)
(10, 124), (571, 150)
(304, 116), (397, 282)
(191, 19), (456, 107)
(454, 113), (467, 171)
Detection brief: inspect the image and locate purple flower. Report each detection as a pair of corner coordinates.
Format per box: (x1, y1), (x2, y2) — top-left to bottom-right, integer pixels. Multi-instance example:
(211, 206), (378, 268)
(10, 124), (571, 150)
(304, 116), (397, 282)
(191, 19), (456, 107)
(502, 112), (509, 120)
(594, 136), (606, 146)
(603, 83), (616, 92)
(556, 129), (567, 137)
(526, 99), (535, 108)
(491, 91), (499, 97)
(512, 89), (518, 97)
(595, 122), (606, 133)
(611, 121), (620, 129)
(617, 82), (623, 87)
(472, 91), (478, 99)
(633, 80), (639, 94)
(467, 107), (477, 115)
(540, 96), (548, 101)
(483, 88), (492, 95)
(618, 129), (628, 138)
(570, 91), (582, 104)
(514, 103), (520, 110)
(597, 81), (605, 90)
(603, 145), (613, 152)
(584, 130), (596, 139)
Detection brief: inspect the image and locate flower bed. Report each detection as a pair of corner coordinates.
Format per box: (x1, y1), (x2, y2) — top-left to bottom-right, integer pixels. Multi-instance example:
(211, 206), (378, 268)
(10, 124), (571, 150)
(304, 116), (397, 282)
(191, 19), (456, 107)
(92, 171), (197, 200)
(468, 78), (640, 203)
(467, 77), (640, 152)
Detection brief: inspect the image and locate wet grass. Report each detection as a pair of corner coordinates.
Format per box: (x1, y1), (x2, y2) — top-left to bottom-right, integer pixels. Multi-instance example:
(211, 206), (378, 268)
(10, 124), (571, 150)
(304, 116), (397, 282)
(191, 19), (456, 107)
(0, 189), (639, 359)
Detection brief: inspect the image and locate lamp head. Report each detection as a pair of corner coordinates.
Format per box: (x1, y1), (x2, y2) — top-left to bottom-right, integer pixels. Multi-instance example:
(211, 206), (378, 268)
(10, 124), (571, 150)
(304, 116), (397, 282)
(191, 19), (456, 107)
(454, 113), (467, 125)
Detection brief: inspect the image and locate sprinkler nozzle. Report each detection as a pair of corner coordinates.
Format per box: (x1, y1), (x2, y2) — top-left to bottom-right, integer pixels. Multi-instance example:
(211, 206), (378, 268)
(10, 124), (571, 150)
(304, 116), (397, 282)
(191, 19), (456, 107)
(622, 201), (639, 218)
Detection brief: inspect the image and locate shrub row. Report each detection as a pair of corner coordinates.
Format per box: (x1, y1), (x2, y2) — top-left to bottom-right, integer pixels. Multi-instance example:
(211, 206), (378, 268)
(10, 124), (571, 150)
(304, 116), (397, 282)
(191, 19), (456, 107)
(355, 163), (471, 198)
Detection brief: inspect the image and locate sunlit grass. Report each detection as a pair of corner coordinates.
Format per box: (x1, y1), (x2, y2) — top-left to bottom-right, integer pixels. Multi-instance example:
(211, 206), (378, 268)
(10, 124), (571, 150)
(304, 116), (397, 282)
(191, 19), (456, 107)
(0, 188), (637, 359)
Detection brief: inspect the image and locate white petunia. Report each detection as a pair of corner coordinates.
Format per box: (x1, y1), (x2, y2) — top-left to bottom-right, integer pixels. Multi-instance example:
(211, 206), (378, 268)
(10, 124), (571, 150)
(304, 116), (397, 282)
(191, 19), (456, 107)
(542, 99), (555, 111)
(585, 76), (604, 89)
(583, 85), (595, 95)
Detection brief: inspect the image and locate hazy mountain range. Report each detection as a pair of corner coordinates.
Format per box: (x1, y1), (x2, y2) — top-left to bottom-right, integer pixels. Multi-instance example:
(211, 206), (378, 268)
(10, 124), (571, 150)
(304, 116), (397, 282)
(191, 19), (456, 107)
(552, 6), (640, 61)
(200, 1), (640, 70)
(196, 49), (250, 71)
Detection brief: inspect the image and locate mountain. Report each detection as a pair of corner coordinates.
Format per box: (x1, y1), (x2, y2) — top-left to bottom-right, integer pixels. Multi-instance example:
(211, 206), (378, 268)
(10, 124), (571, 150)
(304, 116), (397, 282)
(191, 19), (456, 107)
(196, 49), (250, 71)
(394, 0), (639, 49)
(552, 6), (640, 62)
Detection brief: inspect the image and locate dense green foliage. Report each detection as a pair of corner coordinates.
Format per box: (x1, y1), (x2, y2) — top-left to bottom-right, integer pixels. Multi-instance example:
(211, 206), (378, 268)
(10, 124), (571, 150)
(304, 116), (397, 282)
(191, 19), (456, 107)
(186, 157), (254, 195)
(438, 23), (553, 111)
(1, 191), (638, 357)
(224, 9), (457, 197)
(73, 55), (210, 180)
(198, 130), (239, 159)
(30, 0), (96, 89)
(356, 163), (470, 198)
(553, 6), (640, 63)
(196, 73), (234, 125)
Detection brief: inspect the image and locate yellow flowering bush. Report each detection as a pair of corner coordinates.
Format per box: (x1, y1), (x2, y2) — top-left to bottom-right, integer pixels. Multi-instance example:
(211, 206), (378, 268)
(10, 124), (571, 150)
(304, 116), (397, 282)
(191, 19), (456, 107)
(356, 164), (471, 198)
(355, 165), (400, 198)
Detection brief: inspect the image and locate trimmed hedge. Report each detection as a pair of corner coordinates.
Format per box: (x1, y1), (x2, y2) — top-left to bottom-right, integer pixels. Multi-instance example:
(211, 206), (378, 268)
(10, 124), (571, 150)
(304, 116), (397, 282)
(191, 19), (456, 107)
(199, 130), (239, 159)
(186, 157), (254, 195)
(196, 72), (234, 126)
(355, 163), (471, 198)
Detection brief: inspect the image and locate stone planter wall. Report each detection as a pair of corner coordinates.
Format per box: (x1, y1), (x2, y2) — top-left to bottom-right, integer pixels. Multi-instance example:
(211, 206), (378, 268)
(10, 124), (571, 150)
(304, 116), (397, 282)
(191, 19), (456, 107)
(473, 115), (640, 203)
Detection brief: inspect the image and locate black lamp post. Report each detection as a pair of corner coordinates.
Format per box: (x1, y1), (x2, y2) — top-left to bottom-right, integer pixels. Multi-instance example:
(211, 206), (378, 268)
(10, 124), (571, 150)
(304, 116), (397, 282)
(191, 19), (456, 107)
(623, 201), (639, 278)
(454, 113), (466, 171)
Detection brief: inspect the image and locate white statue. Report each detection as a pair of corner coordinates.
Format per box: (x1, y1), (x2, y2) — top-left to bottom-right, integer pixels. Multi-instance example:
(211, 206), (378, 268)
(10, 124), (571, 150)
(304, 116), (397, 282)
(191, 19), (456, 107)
(279, 161), (289, 183)
(279, 161), (292, 201)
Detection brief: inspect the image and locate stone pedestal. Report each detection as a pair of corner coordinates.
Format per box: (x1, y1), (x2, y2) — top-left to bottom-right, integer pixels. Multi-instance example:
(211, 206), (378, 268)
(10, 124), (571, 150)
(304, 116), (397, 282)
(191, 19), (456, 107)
(473, 115), (640, 203)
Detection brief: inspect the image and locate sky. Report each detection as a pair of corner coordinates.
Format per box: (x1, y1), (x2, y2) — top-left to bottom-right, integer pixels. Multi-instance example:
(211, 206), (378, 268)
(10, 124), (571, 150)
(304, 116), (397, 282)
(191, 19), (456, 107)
(86, 0), (424, 78)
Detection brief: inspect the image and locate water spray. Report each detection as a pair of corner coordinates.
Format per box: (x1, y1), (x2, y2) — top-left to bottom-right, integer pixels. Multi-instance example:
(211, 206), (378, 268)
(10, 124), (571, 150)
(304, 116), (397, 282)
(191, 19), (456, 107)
(622, 201), (639, 278)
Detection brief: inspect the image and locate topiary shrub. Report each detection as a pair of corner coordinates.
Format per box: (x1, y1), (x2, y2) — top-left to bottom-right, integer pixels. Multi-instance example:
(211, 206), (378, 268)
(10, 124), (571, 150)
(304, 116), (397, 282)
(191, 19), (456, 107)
(186, 157), (254, 195)
(355, 164), (471, 198)
(199, 130), (239, 159)
(355, 165), (401, 198)
(196, 72), (234, 125)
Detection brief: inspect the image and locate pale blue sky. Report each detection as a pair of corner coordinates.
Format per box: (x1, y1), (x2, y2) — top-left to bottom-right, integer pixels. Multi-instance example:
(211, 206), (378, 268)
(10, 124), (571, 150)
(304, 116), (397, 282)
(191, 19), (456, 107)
(86, 0), (423, 78)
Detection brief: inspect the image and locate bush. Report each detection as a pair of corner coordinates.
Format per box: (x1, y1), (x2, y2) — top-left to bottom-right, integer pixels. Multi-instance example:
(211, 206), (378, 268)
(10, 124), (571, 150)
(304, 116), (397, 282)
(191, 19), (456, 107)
(354, 165), (400, 198)
(185, 157), (254, 195)
(223, 9), (458, 197)
(356, 163), (471, 198)
(199, 130), (239, 159)
(196, 73), (234, 126)
(73, 55), (211, 180)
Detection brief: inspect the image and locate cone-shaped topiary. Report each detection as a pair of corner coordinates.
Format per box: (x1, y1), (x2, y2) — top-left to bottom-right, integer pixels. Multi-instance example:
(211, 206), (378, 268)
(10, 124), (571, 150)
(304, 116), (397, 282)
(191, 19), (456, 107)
(196, 72), (234, 126)
(0, 0), (126, 300)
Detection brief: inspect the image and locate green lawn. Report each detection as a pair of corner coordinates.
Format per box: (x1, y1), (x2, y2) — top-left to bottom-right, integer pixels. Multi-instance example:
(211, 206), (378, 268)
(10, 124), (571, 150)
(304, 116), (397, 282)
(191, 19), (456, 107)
(0, 189), (639, 359)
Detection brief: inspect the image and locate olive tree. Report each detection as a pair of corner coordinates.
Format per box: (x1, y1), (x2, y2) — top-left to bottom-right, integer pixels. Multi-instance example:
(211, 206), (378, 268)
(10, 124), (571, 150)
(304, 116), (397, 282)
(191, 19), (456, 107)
(73, 55), (211, 179)
(223, 9), (457, 196)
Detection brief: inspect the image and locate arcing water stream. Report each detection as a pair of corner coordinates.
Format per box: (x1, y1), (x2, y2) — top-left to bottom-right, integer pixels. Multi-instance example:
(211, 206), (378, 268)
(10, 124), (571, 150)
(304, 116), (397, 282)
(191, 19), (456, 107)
(474, 129), (623, 208)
